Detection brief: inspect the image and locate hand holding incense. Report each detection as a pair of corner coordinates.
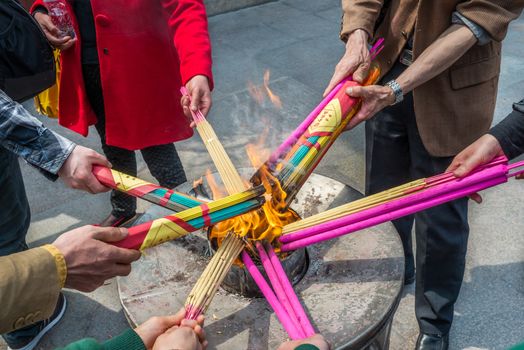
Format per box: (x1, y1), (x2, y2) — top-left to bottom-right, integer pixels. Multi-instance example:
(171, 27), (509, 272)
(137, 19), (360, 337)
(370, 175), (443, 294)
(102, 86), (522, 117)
(181, 87), (246, 196)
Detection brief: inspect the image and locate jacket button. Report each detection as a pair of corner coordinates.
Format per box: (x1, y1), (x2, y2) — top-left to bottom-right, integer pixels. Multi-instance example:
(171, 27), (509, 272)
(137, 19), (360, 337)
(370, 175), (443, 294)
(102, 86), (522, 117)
(95, 15), (111, 27)
(387, 60), (392, 64)
(14, 317), (25, 329)
(401, 30), (407, 37)
(103, 48), (109, 55)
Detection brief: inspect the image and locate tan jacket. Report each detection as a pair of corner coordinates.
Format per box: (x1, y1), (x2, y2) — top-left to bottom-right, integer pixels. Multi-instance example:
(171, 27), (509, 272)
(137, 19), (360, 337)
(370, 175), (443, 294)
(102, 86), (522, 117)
(341, 0), (524, 156)
(0, 246), (62, 333)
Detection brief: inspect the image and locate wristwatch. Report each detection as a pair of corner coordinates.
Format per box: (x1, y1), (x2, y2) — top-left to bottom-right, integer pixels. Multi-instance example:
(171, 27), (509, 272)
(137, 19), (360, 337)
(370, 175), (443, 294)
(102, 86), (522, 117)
(385, 80), (404, 105)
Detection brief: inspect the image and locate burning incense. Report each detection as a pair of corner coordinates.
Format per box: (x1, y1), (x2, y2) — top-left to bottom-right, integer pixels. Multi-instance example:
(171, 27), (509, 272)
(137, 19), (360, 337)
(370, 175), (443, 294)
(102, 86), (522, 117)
(280, 159), (524, 251)
(185, 232), (246, 320)
(242, 250), (304, 340)
(180, 87), (246, 196)
(93, 165), (203, 212)
(112, 185), (265, 250)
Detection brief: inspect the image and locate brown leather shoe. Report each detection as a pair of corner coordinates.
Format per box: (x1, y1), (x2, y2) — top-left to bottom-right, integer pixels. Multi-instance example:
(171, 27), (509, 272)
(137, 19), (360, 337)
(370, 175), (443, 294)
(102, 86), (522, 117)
(98, 213), (137, 227)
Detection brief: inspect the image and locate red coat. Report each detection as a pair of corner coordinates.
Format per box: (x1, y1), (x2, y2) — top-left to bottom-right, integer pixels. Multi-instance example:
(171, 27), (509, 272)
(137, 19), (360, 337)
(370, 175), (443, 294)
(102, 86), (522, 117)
(31, 0), (213, 150)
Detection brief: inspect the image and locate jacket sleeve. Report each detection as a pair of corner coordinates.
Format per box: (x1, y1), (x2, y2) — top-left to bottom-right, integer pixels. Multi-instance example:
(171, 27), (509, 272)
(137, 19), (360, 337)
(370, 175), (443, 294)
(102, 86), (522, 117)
(0, 247), (61, 333)
(340, 0), (385, 41)
(456, 0), (524, 42)
(160, 0), (214, 89)
(57, 329), (145, 350)
(0, 89), (75, 180)
(488, 99), (524, 160)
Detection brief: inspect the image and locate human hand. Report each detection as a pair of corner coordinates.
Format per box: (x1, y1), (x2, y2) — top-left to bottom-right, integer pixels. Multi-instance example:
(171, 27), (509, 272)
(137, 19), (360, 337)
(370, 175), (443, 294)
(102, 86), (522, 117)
(135, 308), (205, 350)
(52, 226), (141, 292)
(34, 12), (76, 50)
(446, 134), (505, 203)
(181, 75), (212, 125)
(343, 84), (395, 130)
(152, 310), (207, 350)
(58, 145), (111, 194)
(277, 334), (330, 350)
(324, 29), (370, 96)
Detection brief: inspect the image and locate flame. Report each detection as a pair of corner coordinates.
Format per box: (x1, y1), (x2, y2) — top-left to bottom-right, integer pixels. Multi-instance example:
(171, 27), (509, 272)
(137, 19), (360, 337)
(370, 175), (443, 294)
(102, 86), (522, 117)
(209, 143), (299, 250)
(263, 70), (282, 109)
(205, 169), (227, 200)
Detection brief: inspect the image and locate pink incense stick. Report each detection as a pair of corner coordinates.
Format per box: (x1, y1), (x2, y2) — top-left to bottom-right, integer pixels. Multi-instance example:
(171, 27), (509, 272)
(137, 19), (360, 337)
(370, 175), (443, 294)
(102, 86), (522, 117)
(268, 78), (349, 165)
(242, 251), (303, 340)
(281, 175), (507, 251)
(280, 164), (507, 245)
(256, 242), (306, 339)
(265, 242), (316, 337)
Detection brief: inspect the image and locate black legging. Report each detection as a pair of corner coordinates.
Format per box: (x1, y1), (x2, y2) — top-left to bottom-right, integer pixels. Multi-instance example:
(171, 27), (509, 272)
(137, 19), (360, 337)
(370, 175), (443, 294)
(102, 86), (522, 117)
(82, 64), (187, 216)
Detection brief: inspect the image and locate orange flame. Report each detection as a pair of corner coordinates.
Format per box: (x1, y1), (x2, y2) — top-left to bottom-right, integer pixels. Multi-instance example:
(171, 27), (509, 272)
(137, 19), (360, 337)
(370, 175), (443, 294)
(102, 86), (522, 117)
(209, 143), (298, 250)
(263, 70), (282, 109)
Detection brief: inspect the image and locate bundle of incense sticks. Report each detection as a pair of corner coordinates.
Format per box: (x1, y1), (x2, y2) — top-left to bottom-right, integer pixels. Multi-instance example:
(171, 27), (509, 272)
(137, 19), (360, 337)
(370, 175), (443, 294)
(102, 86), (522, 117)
(180, 87), (247, 196)
(266, 38), (384, 168)
(112, 185), (265, 250)
(251, 66), (381, 207)
(242, 246), (314, 340)
(185, 232), (246, 320)
(280, 158), (524, 251)
(282, 156), (510, 234)
(93, 165), (203, 212)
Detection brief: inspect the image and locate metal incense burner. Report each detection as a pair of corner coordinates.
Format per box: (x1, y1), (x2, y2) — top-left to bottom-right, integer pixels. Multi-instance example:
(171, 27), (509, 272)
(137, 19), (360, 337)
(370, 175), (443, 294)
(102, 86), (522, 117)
(118, 169), (404, 349)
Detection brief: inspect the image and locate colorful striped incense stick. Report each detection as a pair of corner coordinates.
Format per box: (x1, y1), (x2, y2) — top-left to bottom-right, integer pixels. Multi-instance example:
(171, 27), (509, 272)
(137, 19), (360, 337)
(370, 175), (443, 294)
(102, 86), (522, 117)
(112, 185), (265, 250)
(242, 250), (304, 340)
(93, 165), (203, 212)
(280, 160), (524, 251)
(180, 87), (247, 196)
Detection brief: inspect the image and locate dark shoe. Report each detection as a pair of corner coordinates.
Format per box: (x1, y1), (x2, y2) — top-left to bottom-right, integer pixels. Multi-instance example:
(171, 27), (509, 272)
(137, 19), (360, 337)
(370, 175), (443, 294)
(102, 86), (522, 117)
(6, 293), (66, 350)
(415, 333), (449, 350)
(98, 213), (137, 227)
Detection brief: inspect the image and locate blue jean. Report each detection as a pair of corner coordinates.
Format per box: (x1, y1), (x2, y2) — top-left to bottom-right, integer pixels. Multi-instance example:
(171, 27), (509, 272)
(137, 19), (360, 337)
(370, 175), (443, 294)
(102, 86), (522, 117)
(0, 149), (46, 347)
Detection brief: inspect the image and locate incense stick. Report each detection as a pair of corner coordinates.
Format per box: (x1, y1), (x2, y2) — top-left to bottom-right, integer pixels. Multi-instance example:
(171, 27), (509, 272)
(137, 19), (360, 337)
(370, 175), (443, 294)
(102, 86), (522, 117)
(264, 242), (315, 336)
(256, 242), (305, 339)
(180, 87), (246, 195)
(112, 185), (265, 250)
(93, 165), (203, 212)
(185, 232), (246, 319)
(242, 251), (303, 340)
(281, 175), (507, 251)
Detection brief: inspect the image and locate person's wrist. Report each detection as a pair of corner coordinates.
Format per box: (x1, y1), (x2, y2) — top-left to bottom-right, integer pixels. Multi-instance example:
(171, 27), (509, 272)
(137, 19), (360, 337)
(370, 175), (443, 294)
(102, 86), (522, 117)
(346, 29), (369, 48)
(384, 80), (403, 105)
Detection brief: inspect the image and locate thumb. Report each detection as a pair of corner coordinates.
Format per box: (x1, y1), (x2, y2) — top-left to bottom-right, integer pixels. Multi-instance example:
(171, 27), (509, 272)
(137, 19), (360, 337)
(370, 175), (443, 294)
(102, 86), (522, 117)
(92, 227), (129, 242)
(346, 85), (366, 98)
(91, 152), (112, 168)
(191, 89), (204, 112)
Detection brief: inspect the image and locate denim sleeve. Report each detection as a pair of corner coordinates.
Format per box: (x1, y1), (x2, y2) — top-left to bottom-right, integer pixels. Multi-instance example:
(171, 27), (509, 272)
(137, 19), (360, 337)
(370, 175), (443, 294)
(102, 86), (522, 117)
(452, 11), (491, 46)
(0, 89), (75, 180)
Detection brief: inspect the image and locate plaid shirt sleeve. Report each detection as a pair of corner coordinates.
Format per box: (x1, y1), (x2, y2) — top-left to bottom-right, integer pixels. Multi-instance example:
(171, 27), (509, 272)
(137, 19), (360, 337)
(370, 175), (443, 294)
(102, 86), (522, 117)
(0, 89), (75, 180)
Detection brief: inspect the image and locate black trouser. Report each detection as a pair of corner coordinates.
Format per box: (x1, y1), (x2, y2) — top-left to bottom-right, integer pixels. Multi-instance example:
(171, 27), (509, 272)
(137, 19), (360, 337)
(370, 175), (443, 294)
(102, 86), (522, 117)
(82, 64), (187, 217)
(365, 62), (469, 335)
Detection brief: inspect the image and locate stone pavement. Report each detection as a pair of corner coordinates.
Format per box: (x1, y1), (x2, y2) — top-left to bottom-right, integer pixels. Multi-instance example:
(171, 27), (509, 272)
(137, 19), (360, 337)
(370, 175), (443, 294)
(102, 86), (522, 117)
(1, 1), (523, 349)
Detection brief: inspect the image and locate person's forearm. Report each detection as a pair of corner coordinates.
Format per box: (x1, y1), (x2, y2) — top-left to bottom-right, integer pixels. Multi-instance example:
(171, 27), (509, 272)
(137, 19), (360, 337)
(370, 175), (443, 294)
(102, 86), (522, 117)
(0, 89), (75, 178)
(396, 24), (477, 94)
